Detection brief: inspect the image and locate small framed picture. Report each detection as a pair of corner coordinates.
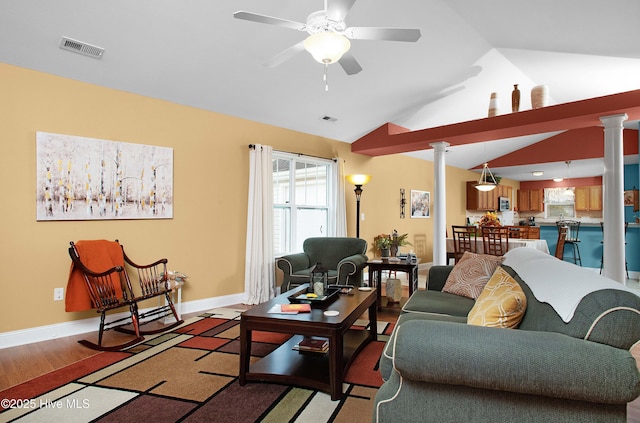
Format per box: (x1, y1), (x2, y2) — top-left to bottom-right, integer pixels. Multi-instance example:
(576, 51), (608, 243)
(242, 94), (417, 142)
(410, 190), (430, 218)
(624, 189), (638, 208)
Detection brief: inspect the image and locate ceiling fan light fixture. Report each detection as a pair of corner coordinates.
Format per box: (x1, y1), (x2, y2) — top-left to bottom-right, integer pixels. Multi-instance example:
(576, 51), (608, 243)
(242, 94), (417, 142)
(303, 32), (350, 64)
(474, 163), (497, 192)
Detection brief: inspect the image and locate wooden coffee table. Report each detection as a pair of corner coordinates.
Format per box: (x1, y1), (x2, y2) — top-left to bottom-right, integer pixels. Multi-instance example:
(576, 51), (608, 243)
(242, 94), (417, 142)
(239, 284), (377, 400)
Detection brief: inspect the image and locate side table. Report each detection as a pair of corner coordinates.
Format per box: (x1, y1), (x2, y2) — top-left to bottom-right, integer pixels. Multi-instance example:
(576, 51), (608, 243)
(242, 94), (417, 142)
(162, 279), (184, 323)
(367, 258), (420, 308)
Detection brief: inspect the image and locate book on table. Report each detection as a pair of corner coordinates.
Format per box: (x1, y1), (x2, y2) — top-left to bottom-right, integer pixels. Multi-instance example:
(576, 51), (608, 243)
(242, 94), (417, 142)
(293, 336), (329, 353)
(267, 303), (312, 314)
(281, 303), (311, 313)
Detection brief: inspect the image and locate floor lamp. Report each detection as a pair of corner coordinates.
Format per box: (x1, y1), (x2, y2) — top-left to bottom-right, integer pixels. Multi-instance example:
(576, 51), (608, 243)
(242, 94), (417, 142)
(346, 174), (372, 238)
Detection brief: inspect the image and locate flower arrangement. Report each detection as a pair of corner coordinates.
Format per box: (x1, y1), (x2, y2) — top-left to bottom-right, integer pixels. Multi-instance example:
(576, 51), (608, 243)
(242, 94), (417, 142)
(479, 211), (501, 227)
(161, 270), (189, 289)
(373, 230), (413, 256)
(373, 234), (392, 250)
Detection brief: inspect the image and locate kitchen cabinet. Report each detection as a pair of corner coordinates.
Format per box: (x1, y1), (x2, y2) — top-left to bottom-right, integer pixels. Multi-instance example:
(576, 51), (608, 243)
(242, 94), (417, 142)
(466, 181), (493, 210)
(527, 227), (540, 239)
(466, 182), (512, 211)
(575, 186), (602, 211)
(517, 189), (543, 212)
(496, 185), (513, 203)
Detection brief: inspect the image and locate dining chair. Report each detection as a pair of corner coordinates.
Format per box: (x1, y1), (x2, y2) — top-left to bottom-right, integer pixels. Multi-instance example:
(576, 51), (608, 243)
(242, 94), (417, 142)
(481, 226), (509, 256)
(554, 226), (567, 259)
(556, 220), (581, 265)
(451, 225), (477, 263)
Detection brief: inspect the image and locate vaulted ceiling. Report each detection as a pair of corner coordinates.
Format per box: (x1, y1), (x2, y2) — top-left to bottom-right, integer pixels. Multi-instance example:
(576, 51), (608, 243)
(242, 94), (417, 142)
(1, 0), (639, 180)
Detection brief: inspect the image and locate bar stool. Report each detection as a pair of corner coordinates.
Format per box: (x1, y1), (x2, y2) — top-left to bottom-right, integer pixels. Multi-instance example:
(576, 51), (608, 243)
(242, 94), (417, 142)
(555, 220), (581, 266)
(599, 222), (629, 278)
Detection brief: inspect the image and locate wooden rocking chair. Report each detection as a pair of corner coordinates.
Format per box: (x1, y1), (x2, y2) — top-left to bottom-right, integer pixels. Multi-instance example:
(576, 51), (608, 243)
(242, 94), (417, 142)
(67, 240), (184, 351)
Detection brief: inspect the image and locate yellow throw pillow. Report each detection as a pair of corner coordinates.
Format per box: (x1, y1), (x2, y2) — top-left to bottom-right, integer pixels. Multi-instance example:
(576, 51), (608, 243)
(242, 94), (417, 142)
(442, 252), (505, 299)
(467, 266), (527, 328)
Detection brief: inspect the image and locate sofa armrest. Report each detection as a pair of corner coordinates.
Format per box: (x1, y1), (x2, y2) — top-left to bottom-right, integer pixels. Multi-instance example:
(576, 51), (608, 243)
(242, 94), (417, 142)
(392, 320), (640, 404)
(426, 265), (453, 291)
(276, 253), (310, 275)
(337, 254), (368, 285)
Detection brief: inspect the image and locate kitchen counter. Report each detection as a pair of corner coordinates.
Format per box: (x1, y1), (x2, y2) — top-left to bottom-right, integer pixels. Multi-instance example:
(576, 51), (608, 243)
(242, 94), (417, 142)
(535, 221), (640, 228)
(537, 223), (639, 273)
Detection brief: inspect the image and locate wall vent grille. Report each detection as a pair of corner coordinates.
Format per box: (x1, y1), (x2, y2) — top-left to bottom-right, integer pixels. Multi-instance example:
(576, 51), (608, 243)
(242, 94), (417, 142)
(59, 37), (104, 59)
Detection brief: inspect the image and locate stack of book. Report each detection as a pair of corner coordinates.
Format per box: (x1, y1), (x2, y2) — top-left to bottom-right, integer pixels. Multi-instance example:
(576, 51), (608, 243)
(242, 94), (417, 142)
(267, 303), (311, 314)
(292, 337), (329, 353)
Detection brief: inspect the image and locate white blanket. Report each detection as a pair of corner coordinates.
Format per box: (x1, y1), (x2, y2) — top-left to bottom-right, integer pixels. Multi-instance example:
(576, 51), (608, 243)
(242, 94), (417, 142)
(502, 248), (633, 322)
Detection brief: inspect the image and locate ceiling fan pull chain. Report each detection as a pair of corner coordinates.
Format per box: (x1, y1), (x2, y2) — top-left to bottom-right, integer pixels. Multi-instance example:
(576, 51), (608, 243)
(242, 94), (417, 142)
(324, 63), (329, 91)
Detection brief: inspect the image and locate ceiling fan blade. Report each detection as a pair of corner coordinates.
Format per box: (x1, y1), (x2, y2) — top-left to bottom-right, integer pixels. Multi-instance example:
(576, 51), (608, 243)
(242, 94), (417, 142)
(326, 0), (357, 21)
(264, 41), (306, 68)
(233, 11), (306, 31)
(339, 52), (363, 75)
(345, 27), (421, 42)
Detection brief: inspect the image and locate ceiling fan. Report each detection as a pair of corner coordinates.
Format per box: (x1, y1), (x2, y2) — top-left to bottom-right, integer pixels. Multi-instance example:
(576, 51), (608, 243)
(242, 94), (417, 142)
(233, 0), (421, 76)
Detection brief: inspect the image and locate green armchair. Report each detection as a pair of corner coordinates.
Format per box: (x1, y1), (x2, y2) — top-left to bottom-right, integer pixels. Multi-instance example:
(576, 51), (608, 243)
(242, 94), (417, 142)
(276, 237), (368, 291)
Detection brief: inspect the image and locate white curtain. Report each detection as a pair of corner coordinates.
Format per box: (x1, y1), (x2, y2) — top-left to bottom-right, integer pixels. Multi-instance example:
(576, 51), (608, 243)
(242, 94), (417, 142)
(244, 144), (274, 304)
(333, 158), (348, 237)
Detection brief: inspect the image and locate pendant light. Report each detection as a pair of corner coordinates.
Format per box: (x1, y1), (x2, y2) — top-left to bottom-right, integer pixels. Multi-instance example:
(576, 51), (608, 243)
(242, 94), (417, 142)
(475, 163), (497, 191)
(564, 161), (574, 198)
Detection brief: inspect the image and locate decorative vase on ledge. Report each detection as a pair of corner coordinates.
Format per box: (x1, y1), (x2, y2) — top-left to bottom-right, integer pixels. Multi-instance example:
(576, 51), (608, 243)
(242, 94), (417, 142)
(531, 85), (549, 109)
(511, 84), (520, 112)
(488, 92), (499, 117)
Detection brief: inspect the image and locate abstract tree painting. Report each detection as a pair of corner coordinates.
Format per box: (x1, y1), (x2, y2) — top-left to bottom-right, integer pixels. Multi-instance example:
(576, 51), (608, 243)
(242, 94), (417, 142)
(36, 132), (173, 220)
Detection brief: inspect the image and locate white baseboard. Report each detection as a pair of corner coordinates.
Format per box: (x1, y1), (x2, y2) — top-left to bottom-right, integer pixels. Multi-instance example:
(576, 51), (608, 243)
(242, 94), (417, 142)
(0, 292), (246, 350)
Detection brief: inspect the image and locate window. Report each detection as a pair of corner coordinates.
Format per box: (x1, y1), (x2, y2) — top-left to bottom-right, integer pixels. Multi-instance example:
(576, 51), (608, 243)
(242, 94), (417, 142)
(273, 152), (336, 255)
(544, 187), (575, 219)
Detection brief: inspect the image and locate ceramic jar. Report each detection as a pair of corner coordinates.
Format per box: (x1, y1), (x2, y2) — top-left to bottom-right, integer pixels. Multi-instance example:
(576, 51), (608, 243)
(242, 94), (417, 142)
(488, 92), (499, 117)
(531, 85), (549, 109)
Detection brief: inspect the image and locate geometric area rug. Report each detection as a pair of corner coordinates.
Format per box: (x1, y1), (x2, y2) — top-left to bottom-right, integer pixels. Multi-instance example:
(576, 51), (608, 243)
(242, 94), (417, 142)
(0, 308), (395, 423)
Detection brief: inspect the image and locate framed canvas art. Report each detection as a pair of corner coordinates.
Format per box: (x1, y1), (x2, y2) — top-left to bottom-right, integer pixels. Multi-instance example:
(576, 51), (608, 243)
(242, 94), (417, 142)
(410, 190), (430, 218)
(36, 132), (173, 221)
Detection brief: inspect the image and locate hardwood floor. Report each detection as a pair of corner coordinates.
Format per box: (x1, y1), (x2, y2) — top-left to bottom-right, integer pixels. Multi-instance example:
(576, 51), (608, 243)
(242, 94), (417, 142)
(0, 291), (405, 391)
(2, 287), (640, 422)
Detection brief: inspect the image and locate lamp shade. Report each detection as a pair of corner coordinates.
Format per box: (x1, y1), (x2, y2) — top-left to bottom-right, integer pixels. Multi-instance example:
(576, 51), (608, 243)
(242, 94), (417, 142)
(346, 174), (372, 186)
(474, 163), (497, 192)
(475, 183), (497, 192)
(303, 32), (351, 64)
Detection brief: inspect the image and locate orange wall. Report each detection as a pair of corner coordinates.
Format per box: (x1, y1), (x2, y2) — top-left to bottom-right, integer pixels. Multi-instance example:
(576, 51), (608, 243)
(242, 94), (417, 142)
(0, 63), (488, 334)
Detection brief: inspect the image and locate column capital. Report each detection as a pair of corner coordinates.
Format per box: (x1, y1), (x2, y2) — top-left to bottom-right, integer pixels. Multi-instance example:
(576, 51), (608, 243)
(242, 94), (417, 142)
(600, 113), (628, 128)
(429, 141), (450, 152)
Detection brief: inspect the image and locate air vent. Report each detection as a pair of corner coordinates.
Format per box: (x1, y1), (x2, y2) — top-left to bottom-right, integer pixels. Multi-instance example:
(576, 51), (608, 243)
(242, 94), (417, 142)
(320, 115), (338, 123)
(59, 36), (105, 59)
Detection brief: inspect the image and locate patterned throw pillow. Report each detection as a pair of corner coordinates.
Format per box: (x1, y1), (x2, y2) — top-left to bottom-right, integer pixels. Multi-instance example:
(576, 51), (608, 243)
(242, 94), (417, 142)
(467, 266), (527, 328)
(442, 252), (505, 299)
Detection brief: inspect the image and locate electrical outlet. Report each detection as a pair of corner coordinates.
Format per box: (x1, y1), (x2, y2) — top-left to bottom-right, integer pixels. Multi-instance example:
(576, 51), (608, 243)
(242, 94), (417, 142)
(53, 287), (64, 301)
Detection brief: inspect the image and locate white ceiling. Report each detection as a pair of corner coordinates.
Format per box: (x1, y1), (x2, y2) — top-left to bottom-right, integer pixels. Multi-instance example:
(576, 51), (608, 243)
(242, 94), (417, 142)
(1, 0), (639, 181)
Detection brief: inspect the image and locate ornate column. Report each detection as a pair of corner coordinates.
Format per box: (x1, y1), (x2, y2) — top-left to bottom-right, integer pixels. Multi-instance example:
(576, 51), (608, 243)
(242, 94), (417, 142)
(430, 142), (449, 265)
(600, 113), (627, 283)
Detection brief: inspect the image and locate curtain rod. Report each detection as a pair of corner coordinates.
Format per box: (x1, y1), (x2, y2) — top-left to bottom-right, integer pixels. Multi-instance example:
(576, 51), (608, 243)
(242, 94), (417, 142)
(248, 144), (336, 162)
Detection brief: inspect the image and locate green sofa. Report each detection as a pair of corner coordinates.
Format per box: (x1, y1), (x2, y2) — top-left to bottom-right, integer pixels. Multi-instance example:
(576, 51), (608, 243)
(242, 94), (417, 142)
(276, 237), (368, 291)
(375, 248), (640, 423)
